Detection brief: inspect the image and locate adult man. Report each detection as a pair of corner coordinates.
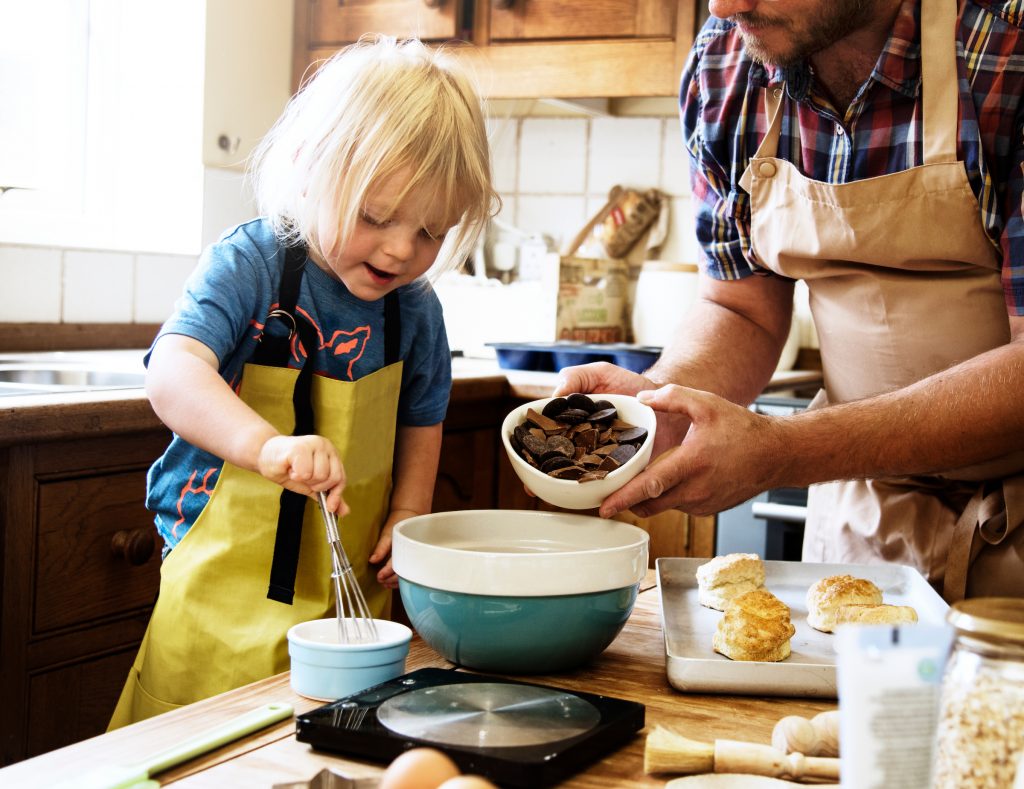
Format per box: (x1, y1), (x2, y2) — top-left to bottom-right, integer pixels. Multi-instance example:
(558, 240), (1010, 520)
(557, 0), (1024, 601)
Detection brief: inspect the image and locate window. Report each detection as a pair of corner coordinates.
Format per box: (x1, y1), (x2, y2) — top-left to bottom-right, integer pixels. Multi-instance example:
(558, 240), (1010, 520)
(0, 1), (206, 254)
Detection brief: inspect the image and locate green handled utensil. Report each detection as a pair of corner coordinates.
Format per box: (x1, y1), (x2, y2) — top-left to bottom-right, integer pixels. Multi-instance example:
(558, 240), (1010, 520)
(61, 701), (294, 789)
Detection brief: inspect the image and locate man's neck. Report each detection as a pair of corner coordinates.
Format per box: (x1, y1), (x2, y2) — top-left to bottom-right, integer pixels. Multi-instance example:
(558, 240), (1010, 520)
(808, 0), (903, 115)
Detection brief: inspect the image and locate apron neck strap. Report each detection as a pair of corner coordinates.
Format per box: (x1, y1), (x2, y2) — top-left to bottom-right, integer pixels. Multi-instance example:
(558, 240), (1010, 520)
(261, 244), (403, 605)
(921, 0), (959, 164)
(739, 85), (786, 193)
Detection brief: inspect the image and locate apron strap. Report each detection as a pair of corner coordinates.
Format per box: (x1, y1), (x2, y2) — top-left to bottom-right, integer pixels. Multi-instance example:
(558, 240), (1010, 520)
(738, 85), (786, 194)
(252, 246), (307, 367)
(943, 482), (1010, 602)
(921, 0), (960, 165)
(264, 247), (403, 605)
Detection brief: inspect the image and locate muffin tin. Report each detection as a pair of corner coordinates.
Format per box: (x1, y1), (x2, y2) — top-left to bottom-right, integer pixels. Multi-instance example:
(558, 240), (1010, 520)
(487, 342), (661, 374)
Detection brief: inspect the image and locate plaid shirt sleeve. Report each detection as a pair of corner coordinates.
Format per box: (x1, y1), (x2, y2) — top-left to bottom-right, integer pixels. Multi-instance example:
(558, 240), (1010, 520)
(681, 22), (764, 282)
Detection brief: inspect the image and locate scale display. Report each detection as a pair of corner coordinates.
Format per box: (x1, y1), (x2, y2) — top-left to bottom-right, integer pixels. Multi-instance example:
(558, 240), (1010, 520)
(295, 668), (645, 787)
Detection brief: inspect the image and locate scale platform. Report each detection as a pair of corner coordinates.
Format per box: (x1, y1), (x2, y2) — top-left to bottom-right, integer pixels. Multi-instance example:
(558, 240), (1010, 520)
(295, 667), (645, 787)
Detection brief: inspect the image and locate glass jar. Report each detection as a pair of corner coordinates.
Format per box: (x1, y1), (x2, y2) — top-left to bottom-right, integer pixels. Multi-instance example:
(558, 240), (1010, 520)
(932, 597), (1024, 789)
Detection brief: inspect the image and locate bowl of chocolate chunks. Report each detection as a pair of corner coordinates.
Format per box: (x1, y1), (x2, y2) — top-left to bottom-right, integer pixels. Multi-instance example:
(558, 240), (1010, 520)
(501, 392), (657, 510)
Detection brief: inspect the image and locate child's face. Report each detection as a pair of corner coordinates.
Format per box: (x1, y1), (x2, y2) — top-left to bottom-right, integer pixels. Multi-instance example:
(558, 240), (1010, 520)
(314, 169), (454, 301)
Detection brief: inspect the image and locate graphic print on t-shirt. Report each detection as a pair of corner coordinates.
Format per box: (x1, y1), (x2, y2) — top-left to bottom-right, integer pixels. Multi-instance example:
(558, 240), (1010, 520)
(294, 305), (372, 381)
(173, 467), (219, 538)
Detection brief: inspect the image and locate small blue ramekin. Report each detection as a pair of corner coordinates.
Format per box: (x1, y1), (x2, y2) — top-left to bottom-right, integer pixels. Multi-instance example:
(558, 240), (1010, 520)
(287, 618), (412, 701)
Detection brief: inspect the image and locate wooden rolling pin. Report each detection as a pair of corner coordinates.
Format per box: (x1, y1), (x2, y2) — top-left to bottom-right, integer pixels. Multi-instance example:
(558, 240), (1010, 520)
(771, 711), (840, 757)
(644, 726), (840, 783)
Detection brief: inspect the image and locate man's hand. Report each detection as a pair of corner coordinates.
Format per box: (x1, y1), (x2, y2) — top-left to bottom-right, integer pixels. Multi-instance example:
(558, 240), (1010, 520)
(257, 434), (348, 515)
(598, 384), (782, 519)
(552, 361), (655, 399)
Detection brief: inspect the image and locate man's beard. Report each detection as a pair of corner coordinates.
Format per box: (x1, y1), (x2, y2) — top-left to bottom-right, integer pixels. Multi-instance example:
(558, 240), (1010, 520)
(734, 0), (877, 67)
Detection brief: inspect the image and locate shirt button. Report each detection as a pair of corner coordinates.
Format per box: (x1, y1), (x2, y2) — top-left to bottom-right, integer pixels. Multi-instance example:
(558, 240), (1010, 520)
(836, 125), (845, 135)
(758, 161), (777, 178)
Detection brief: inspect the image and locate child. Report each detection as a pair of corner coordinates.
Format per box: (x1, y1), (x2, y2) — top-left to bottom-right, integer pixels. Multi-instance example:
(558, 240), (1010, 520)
(109, 35), (497, 727)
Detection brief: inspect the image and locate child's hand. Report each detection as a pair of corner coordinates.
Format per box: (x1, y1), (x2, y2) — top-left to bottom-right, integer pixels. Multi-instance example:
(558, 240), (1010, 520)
(370, 509), (421, 589)
(370, 524), (399, 589)
(257, 434), (348, 515)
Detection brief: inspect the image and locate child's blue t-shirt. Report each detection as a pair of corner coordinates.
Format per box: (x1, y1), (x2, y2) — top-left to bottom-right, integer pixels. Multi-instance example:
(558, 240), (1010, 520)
(146, 218), (452, 553)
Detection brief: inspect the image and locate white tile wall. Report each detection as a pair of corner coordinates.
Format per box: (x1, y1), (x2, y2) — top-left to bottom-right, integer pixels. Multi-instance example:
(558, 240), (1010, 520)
(63, 250), (137, 323)
(587, 117), (663, 196)
(495, 114), (697, 262)
(517, 118), (588, 194)
(0, 246), (62, 322)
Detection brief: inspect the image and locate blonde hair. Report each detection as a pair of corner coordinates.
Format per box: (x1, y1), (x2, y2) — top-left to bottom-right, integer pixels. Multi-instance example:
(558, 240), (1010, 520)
(249, 35), (499, 277)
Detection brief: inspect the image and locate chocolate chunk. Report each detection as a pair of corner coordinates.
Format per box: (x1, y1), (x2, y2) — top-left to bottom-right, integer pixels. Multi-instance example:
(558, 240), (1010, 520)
(544, 435), (576, 458)
(522, 433), (548, 457)
(558, 408), (591, 425)
(588, 407), (618, 423)
(573, 428), (599, 452)
(608, 444), (637, 466)
(541, 397), (570, 419)
(616, 426), (648, 445)
(566, 393), (597, 413)
(540, 455), (575, 473)
(525, 408), (563, 432)
(549, 465), (586, 480)
(579, 470), (610, 483)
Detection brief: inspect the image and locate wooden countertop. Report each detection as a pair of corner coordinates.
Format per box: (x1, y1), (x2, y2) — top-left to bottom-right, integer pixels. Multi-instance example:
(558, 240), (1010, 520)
(0, 571), (836, 787)
(0, 357), (823, 448)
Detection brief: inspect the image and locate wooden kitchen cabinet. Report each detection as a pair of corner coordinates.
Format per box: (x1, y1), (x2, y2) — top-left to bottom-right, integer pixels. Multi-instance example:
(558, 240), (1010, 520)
(294, 0), (698, 98)
(0, 428), (170, 765)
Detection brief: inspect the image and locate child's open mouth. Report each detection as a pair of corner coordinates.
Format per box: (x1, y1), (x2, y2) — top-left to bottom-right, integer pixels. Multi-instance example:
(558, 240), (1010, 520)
(364, 263), (397, 285)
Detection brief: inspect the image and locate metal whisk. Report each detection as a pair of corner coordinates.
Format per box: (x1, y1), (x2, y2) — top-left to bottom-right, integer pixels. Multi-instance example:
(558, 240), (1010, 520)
(317, 492), (379, 644)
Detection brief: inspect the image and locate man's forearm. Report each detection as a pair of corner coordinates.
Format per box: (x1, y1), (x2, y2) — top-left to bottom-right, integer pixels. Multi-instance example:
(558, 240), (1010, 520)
(773, 337), (1024, 488)
(647, 297), (789, 407)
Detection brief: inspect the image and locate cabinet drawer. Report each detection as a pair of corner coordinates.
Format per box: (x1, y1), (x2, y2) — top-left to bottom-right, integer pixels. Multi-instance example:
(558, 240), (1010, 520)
(26, 647), (137, 758)
(35, 470), (160, 634)
(308, 0), (460, 45)
(489, 0), (675, 42)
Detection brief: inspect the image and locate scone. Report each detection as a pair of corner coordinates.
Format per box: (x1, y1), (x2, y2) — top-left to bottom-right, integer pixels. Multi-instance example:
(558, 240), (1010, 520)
(806, 575), (883, 633)
(834, 603), (918, 627)
(696, 552), (766, 611)
(713, 589), (796, 662)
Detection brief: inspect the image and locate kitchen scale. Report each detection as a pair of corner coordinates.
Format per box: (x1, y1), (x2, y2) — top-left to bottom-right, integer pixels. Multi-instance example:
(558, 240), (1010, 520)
(295, 667), (645, 787)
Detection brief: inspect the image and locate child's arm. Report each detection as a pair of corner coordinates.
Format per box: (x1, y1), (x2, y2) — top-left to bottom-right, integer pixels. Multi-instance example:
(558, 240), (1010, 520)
(370, 422), (442, 589)
(147, 333), (348, 514)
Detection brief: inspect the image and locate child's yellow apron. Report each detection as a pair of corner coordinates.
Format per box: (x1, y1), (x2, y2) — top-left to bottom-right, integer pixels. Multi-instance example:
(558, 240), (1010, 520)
(109, 248), (402, 727)
(739, 0), (1024, 602)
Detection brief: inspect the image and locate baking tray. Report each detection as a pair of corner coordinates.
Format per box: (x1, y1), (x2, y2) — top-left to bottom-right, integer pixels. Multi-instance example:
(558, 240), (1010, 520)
(486, 342), (662, 374)
(657, 557), (949, 698)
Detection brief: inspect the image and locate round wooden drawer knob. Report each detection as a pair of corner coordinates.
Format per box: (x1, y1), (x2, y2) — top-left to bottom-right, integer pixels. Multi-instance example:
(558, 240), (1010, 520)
(110, 528), (155, 566)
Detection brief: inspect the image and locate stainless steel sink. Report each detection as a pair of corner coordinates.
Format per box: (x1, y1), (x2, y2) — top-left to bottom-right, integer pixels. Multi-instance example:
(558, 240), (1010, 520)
(0, 367), (146, 387)
(0, 350), (147, 396)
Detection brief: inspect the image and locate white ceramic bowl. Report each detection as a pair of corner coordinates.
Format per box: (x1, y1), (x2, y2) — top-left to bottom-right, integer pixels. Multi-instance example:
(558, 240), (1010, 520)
(287, 618), (412, 702)
(392, 509), (650, 596)
(501, 392), (657, 510)
(392, 510), (649, 672)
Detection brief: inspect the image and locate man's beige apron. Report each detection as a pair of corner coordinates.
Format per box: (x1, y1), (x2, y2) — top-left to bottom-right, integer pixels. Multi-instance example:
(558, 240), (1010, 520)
(109, 332), (400, 727)
(739, 0), (1024, 601)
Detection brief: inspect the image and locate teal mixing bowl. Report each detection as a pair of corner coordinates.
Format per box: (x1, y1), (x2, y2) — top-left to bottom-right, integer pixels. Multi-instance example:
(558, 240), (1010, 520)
(392, 510), (649, 674)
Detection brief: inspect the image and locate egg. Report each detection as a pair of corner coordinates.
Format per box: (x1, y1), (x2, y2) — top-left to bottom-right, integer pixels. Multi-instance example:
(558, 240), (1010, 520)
(437, 776), (499, 789)
(378, 747), (461, 789)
